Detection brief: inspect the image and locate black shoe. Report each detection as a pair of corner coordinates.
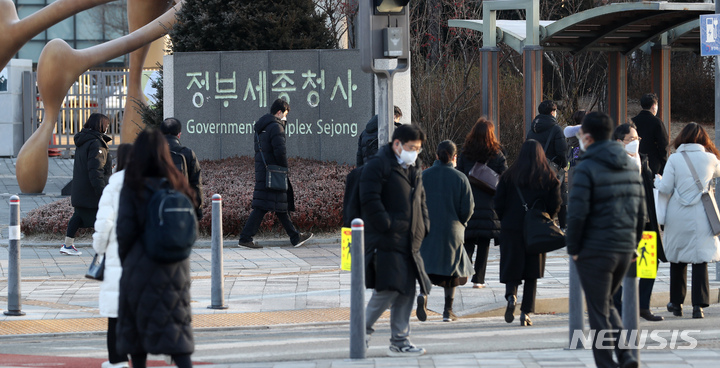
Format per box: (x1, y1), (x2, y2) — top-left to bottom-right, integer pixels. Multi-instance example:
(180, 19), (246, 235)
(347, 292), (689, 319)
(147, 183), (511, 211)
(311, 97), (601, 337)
(692, 306), (704, 319)
(416, 294), (428, 322)
(238, 240), (262, 249)
(505, 295), (516, 323)
(519, 312), (532, 326)
(667, 302), (682, 317)
(639, 309), (664, 322)
(442, 310), (457, 322)
(292, 232), (313, 247)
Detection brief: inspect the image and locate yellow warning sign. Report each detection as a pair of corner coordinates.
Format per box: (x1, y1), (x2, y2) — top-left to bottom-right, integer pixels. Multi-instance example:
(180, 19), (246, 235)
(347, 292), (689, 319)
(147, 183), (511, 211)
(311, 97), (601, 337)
(341, 227), (352, 271)
(637, 231), (658, 279)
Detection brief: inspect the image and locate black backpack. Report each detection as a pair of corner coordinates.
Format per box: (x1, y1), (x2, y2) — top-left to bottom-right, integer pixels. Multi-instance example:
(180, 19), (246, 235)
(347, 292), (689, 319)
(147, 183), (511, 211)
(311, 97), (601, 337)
(170, 148), (188, 180)
(143, 180), (197, 263)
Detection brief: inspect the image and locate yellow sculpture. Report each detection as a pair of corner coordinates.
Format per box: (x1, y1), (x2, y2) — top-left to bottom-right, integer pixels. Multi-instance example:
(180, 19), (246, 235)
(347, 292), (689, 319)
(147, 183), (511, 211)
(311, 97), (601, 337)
(10, 0), (184, 193)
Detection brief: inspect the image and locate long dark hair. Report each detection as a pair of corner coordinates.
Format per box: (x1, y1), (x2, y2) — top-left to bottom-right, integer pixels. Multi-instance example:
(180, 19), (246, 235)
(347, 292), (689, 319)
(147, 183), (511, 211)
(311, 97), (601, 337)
(84, 113), (110, 134)
(115, 143), (132, 172)
(124, 128), (196, 204)
(502, 140), (559, 190)
(673, 123), (720, 159)
(462, 117), (501, 162)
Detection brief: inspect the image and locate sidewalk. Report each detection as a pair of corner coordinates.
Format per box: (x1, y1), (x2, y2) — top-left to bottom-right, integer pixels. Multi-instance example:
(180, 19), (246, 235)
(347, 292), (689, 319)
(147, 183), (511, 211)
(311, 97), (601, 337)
(2, 157), (720, 367)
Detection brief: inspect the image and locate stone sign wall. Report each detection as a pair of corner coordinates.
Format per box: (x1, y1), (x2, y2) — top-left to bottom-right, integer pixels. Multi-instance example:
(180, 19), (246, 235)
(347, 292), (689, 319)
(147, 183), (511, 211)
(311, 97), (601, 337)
(164, 50), (374, 164)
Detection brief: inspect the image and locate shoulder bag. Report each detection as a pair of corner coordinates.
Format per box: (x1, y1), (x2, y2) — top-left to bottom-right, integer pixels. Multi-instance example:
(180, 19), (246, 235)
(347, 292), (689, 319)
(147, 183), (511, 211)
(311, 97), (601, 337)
(681, 152), (720, 236)
(468, 158), (499, 195)
(256, 132), (288, 191)
(515, 185), (565, 254)
(85, 253), (105, 281)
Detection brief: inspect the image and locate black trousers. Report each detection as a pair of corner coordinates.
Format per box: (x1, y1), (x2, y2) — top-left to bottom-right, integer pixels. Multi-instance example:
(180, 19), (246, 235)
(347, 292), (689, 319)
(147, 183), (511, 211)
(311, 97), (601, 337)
(66, 207), (97, 237)
(107, 318), (128, 364)
(504, 279), (536, 314)
(575, 249), (634, 368)
(613, 266), (657, 311)
(558, 178), (568, 228)
(464, 237), (491, 284)
(239, 208), (299, 244)
(670, 262), (710, 307)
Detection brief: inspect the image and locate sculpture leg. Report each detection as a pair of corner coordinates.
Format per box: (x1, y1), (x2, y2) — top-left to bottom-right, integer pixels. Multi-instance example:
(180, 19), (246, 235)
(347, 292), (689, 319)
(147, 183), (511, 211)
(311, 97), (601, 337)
(16, 0), (184, 193)
(0, 0), (116, 71)
(121, 0), (174, 143)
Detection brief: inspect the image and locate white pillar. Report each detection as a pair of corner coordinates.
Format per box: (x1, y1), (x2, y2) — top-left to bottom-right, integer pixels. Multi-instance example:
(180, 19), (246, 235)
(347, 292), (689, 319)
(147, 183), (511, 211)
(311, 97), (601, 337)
(0, 59), (33, 157)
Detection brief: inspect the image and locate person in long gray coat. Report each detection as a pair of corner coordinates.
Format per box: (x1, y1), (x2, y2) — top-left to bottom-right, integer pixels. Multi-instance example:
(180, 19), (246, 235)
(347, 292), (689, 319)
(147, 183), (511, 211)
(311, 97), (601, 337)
(420, 140), (474, 322)
(655, 123), (720, 319)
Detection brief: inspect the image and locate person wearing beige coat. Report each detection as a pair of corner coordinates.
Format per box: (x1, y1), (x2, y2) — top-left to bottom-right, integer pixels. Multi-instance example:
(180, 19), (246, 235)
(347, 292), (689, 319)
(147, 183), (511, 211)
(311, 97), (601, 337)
(655, 123), (720, 319)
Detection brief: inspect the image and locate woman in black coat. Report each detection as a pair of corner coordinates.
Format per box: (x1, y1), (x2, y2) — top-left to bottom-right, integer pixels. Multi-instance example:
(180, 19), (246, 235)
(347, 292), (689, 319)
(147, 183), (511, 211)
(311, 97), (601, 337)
(456, 118), (507, 288)
(116, 129), (198, 368)
(495, 140), (561, 327)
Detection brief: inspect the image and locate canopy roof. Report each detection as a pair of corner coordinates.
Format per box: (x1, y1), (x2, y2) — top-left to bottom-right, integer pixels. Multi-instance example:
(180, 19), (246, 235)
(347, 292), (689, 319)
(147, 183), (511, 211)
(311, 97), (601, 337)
(449, 2), (714, 54)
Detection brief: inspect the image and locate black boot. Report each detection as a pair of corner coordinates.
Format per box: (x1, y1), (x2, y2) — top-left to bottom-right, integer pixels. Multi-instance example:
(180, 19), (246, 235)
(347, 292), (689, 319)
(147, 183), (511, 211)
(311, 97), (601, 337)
(443, 297), (457, 322)
(666, 302), (682, 317)
(505, 295), (516, 323)
(692, 306), (704, 319)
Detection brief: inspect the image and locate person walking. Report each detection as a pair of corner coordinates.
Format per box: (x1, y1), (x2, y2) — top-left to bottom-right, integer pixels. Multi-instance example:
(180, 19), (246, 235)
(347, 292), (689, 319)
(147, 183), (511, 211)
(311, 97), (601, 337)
(161, 117), (204, 219)
(361, 124), (431, 357)
(420, 140), (475, 322)
(611, 123), (665, 322)
(655, 122), (720, 319)
(527, 100), (568, 229)
(115, 129), (197, 368)
(567, 112), (646, 368)
(238, 99), (312, 249)
(60, 113), (113, 256)
(456, 117), (507, 288)
(632, 93), (669, 176)
(495, 140), (561, 327)
(357, 105), (403, 166)
(92, 143), (132, 368)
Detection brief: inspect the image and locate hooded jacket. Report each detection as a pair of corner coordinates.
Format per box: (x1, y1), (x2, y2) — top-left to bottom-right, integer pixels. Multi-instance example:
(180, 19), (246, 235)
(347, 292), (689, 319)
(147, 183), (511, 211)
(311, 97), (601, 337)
(527, 114), (568, 169)
(566, 140), (646, 255)
(71, 128), (112, 209)
(251, 113), (294, 212)
(655, 143), (720, 263)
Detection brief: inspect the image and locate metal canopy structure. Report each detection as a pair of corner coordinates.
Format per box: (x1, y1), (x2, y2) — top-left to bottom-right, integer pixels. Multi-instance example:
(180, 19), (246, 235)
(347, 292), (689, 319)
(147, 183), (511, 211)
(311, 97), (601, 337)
(449, 1), (714, 134)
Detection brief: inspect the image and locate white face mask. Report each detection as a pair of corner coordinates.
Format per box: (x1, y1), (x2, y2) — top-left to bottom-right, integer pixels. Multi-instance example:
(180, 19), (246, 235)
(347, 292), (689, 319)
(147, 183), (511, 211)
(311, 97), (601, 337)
(625, 139), (640, 156)
(400, 148), (419, 166)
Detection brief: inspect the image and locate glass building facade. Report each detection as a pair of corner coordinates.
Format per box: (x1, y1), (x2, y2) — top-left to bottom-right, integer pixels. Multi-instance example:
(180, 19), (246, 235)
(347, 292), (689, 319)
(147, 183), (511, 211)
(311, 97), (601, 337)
(13, 0), (129, 67)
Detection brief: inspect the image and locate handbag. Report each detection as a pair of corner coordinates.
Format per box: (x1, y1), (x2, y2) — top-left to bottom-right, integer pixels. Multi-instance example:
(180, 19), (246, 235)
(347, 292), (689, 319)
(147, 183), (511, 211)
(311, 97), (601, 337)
(468, 160), (499, 194)
(515, 185), (565, 254)
(256, 132), (288, 191)
(85, 253), (105, 281)
(681, 152), (720, 236)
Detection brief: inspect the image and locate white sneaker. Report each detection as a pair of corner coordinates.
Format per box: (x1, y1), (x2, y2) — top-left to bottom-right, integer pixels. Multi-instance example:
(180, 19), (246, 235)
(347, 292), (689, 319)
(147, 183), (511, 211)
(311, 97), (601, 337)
(60, 244), (82, 256)
(387, 344), (426, 357)
(101, 361), (129, 368)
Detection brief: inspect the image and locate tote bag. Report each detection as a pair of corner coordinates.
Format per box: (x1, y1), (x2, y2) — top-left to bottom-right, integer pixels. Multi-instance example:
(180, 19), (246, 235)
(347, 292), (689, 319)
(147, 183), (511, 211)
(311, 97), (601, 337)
(515, 186), (565, 254)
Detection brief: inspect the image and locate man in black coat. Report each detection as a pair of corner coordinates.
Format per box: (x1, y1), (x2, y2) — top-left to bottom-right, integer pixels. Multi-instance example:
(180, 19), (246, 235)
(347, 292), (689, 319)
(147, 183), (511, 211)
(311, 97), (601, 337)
(527, 100), (568, 228)
(361, 124), (431, 357)
(238, 99), (312, 249)
(631, 93), (669, 175)
(356, 105), (402, 166)
(161, 117), (204, 219)
(60, 113), (113, 256)
(567, 112), (646, 368)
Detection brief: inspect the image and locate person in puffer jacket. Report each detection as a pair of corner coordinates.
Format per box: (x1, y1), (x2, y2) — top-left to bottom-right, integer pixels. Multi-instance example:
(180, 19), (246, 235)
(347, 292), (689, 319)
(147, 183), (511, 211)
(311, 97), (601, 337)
(92, 143), (132, 368)
(60, 113), (113, 256)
